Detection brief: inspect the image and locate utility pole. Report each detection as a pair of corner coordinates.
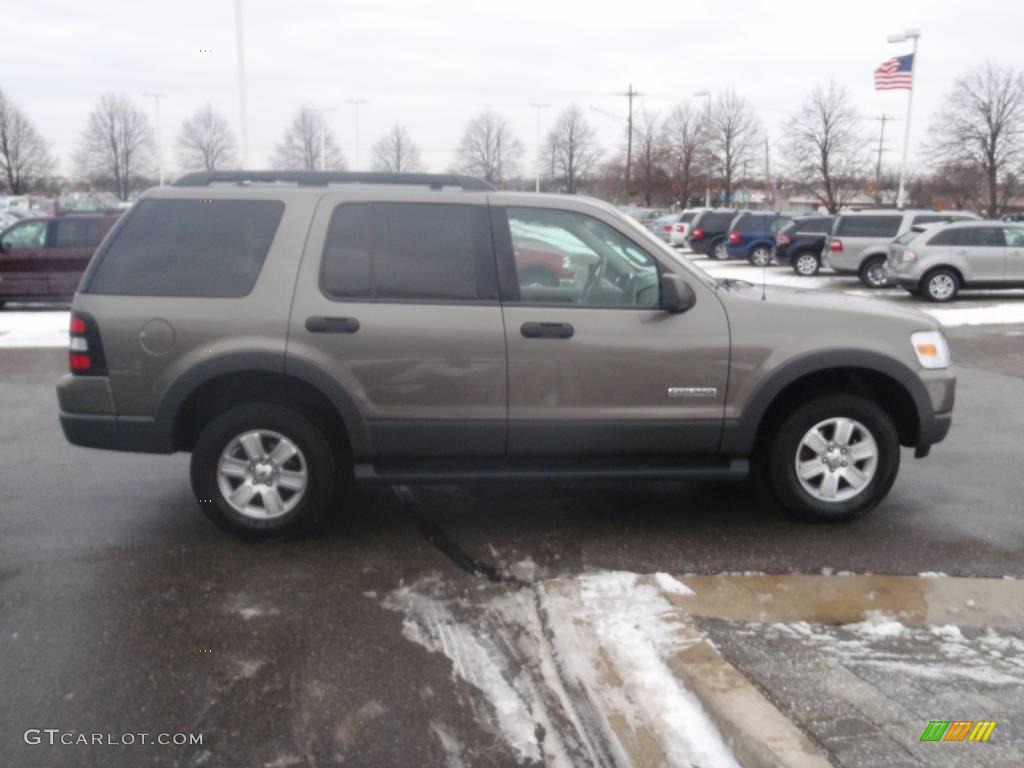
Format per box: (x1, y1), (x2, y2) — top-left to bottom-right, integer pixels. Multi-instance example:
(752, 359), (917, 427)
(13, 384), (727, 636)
(529, 102), (550, 193)
(868, 114), (898, 203)
(620, 84), (642, 203)
(234, 0), (249, 167)
(763, 133), (771, 211)
(143, 92), (167, 186)
(345, 98), (368, 170)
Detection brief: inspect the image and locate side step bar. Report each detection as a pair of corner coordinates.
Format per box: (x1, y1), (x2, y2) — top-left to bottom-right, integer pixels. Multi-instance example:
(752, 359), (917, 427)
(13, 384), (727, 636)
(354, 458), (749, 484)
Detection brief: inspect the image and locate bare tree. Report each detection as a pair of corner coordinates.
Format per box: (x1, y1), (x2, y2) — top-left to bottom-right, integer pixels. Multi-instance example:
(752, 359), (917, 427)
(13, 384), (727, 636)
(545, 104), (601, 193)
(454, 109), (523, 184)
(929, 62), (1024, 218)
(177, 104), (237, 172)
(784, 81), (869, 213)
(0, 89), (54, 194)
(706, 88), (761, 203)
(272, 108), (346, 171)
(76, 93), (153, 200)
(370, 125), (423, 173)
(629, 110), (668, 206)
(662, 103), (707, 207)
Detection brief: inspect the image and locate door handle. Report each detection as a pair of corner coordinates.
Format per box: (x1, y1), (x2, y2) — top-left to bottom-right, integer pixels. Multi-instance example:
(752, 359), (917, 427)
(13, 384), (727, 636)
(521, 322), (574, 339)
(305, 316), (360, 334)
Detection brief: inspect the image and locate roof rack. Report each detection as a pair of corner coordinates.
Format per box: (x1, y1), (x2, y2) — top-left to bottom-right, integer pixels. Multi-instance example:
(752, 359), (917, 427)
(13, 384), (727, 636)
(172, 171), (495, 191)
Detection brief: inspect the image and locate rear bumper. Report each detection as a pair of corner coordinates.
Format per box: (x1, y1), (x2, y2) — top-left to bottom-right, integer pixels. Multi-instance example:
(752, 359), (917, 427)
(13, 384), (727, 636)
(59, 411), (176, 453)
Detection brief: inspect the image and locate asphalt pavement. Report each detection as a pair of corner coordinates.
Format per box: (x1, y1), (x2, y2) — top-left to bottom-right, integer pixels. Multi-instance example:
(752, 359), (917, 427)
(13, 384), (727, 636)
(1, 320), (1023, 767)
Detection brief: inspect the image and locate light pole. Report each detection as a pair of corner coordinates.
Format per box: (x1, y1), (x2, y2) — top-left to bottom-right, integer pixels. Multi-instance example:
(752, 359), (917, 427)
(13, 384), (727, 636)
(345, 98), (368, 170)
(694, 90), (712, 207)
(529, 102), (550, 193)
(887, 28), (920, 209)
(143, 92), (167, 186)
(234, 0), (249, 167)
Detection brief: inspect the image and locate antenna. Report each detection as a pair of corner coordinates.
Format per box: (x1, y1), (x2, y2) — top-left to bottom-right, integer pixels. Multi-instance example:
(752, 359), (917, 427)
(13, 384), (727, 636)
(761, 260), (767, 301)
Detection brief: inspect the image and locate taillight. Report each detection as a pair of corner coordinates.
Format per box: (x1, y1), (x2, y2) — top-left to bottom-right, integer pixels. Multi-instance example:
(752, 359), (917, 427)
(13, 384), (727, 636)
(691, 228), (705, 240)
(727, 232), (740, 243)
(68, 311), (107, 376)
(775, 233), (791, 246)
(830, 238), (844, 252)
(663, 225), (672, 232)
(675, 224), (685, 232)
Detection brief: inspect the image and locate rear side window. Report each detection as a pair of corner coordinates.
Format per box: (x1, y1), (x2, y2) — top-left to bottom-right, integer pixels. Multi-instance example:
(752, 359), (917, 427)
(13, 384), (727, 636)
(679, 212), (696, 223)
(702, 212), (735, 231)
(796, 218), (831, 234)
(835, 215), (902, 238)
(926, 228), (960, 246)
(55, 219), (102, 248)
(86, 199), (283, 297)
(320, 202), (493, 302)
(734, 214), (767, 233)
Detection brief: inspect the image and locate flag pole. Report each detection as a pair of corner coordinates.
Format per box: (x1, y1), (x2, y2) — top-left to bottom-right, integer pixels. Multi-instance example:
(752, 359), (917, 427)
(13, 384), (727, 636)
(894, 31), (920, 209)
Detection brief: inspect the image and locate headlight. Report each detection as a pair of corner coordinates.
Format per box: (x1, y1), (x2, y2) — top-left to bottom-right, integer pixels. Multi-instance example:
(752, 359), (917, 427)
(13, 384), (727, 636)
(912, 330), (951, 369)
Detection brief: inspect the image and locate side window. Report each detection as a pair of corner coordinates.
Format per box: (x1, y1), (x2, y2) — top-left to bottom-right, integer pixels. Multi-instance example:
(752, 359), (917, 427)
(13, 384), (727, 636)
(320, 202), (492, 302)
(1, 220), (47, 250)
(771, 217), (793, 233)
(960, 227), (1006, 247)
(505, 207), (660, 308)
(1005, 228), (1024, 247)
(912, 215), (952, 226)
(55, 219), (101, 248)
(836, 216), (902, 238)
(927, 229), (961, 246)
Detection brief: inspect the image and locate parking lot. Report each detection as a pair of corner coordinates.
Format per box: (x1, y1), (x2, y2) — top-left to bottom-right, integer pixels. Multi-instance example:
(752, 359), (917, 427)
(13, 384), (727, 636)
(2, 274), (1023, 766)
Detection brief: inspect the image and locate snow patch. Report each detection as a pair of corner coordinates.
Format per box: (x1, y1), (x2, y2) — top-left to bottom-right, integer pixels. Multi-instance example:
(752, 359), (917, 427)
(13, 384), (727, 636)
(0, 311), (70, 348)
(843, 613), (907, 639)
(654, 572), (695, 596)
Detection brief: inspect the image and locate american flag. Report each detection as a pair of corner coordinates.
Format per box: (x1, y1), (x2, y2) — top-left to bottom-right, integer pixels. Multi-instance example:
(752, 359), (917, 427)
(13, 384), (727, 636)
(874, 54), (914, 90)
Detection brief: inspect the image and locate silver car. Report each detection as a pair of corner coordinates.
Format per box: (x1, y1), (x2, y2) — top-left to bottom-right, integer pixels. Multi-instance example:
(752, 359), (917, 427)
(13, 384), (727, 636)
(885, 220), (1024, 301)
(824, 209), (979, 288)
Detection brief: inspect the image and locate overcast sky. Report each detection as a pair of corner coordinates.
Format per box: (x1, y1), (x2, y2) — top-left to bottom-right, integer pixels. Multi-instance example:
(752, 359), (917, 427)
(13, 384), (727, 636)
(3, 0), (1021, 180)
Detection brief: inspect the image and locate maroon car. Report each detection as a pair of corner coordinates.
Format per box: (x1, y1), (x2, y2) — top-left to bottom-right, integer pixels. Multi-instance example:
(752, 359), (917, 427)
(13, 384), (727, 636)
(0, 214), (120, 306)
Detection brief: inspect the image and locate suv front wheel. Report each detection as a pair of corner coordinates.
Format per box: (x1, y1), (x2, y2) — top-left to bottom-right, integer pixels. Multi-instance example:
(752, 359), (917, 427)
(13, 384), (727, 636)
(190, 403), (339, 539)
(767, 394), (900, 522)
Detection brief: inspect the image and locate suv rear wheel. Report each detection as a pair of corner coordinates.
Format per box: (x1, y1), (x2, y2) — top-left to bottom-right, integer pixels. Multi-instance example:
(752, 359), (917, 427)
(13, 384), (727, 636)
(748, 246), (773, 267)
(767, 394), (900, 522)
(922, 268), (959, 302)
(190, 403), (339, 539)
(711, 239), (728, 261)
(858, 256), (888, 288)
(792, 252), (820, 276)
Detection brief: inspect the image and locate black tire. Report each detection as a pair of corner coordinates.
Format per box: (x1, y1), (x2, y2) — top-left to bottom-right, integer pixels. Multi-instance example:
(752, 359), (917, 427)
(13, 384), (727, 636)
(791, 252), (821, 276)
(921, 268), (959, 302)
(904, 287), (922, 297)
(766, 394), (900, 522)
(710, 238), (729, 261)
(517, 267), (559, 287)
(858, 256), (888, 288)
(190, 403), (339, 540)
(748, 246), (773, 267)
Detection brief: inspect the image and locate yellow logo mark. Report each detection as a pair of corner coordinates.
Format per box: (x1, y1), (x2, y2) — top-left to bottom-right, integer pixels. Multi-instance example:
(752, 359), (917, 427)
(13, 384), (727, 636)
(969, 721), (997, 742)
(199, 49), (213, 53)
(943, 721), (973, 742)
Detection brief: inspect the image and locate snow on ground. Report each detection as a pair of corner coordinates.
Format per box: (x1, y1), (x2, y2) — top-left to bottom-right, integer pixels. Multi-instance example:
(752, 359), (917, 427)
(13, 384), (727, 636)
(383, 570), (739, 768)
(0, 310), (69, 348)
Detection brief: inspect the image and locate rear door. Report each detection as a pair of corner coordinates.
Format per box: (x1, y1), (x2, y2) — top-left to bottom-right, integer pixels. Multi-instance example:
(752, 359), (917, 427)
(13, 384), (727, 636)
(0, 218), (50, 297)
(491, 200), (730, 457)
(956, 226), (1007, 281)
(48, 217), (105, 297)
(288, 190), (507, 460)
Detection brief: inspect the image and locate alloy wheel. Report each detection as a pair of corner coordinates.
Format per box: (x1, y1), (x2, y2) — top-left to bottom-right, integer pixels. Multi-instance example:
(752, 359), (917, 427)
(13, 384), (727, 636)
(216, 429), (309, 520)
(928, 273), (956, 301)
(795, 254), (818, 275)
(794, 417), (878, 503)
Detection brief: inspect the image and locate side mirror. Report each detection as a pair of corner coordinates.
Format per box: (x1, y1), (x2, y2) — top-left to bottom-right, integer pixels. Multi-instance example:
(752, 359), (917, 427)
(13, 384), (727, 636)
(660, 273), (697, 313)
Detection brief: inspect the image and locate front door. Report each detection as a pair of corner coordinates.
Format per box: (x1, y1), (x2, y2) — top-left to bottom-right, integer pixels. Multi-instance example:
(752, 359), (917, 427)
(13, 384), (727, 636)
(288, 191), (507, 459)
(491, 202), (730, 457)
(0, 219), (50, 298)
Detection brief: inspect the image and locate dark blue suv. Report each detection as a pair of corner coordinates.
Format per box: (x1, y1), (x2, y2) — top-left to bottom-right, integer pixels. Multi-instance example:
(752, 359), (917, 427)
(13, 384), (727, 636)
(725, 212), (794, 265)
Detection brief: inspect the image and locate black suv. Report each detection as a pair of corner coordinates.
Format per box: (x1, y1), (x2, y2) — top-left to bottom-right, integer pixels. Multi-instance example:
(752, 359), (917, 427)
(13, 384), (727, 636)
(774, 216), (834, 276)
(684, 209), (738, 259)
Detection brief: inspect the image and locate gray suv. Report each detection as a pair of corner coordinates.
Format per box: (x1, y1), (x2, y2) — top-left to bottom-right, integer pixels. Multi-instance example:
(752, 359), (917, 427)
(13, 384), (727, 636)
(886, 220), (1024, 301)
(58, 172), (956, 539)
(825, 209), (978, 288)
